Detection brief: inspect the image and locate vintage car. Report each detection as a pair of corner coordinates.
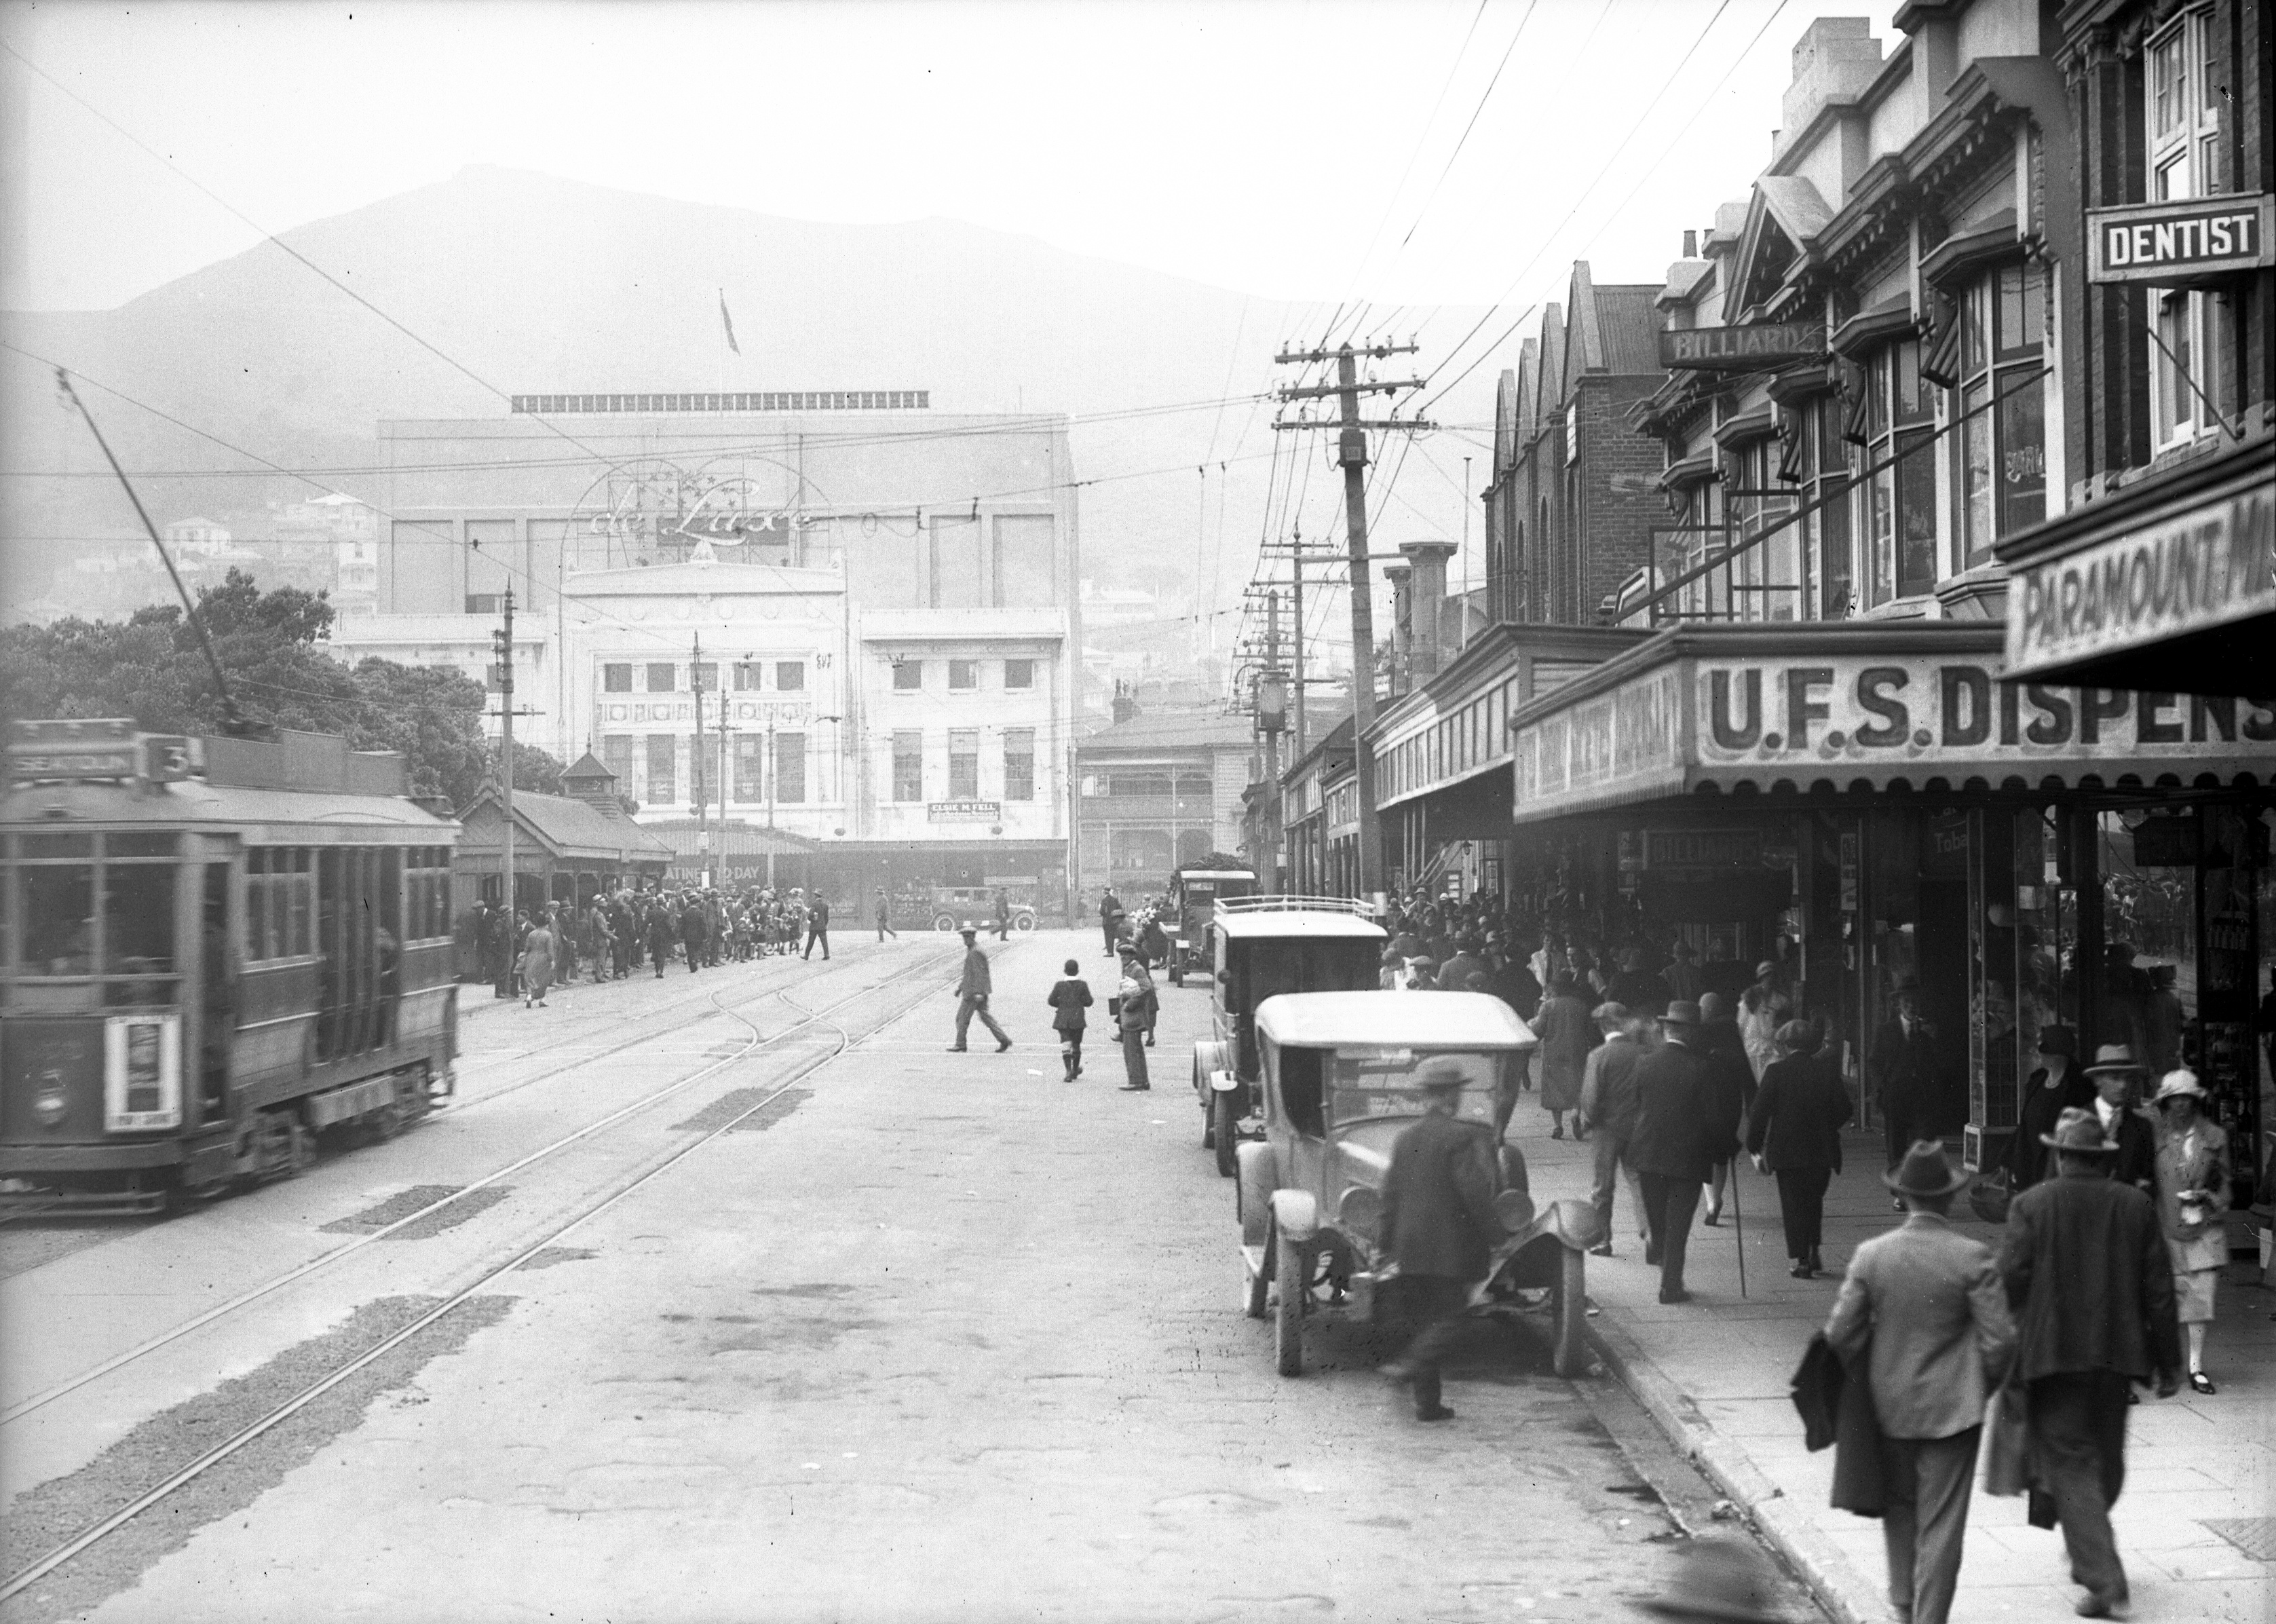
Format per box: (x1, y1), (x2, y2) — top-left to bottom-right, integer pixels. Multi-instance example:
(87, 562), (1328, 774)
(1163, 866), (1257, 985)
(926, 885), (1037, 934)
(1233, 990), (1602, 1378)
(1190, 897), (1386, 1177)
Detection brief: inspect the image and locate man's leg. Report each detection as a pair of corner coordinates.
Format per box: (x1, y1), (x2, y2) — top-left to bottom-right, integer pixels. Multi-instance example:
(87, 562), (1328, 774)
(1121, 1025), (1150, 1089)
(2030, 1373), (2128, 1606)
(1908, 1427), (1980, 1624)
(1589, 1131), (1623, 1251)
(818, 928), (829, 960)
(1878, 1435), (1922, 1622)
(977, 1002), (1009, 1048)
(1390, 1277), (1468, 1418)
(951, 996), (974, 1049)
(1639, 1171), (1670, 1266)
(1658, 1177), (1702, 1296)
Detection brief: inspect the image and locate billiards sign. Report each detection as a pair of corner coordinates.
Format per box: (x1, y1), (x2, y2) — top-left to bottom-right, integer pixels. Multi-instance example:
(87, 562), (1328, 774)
(1657, 321), (1825, 371)
(2087, 195), (2275, 286)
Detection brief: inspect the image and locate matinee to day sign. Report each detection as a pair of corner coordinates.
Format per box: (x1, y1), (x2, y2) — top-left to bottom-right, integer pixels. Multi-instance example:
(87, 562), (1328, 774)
(1693, 656), (2275, 766)
(1657, 320), (1825, 372)
(2005, 481), (2273, 679)
(2087, 195), (2275, 284)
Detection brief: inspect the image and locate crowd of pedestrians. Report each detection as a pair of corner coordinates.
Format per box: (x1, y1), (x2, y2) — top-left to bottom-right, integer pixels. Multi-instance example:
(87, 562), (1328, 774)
(455, 883), (843, 1004)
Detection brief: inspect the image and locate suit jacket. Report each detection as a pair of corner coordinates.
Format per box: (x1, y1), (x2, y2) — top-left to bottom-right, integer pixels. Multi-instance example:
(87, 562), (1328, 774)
(1628, 1038), (1737, 1183)
(2005, 1068), (2093, 1190)
(2095, 1099), (2157, 1194)
(1380, 1108), (1506, 1281)
(1746, 1053), (1853, 1171)
(956, 947), (993, 998)
(1579, 1034), (1645, 1137)
(1047, 978), (1093, 1032)
(1998, 1168), (2179, 1384)
(1825, 1213), (2015, 1439)
(1869, 1017), (1939, 1107)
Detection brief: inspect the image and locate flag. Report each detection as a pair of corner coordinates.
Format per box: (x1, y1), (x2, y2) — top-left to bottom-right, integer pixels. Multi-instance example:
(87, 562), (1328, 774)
(718, 289), (740, 356)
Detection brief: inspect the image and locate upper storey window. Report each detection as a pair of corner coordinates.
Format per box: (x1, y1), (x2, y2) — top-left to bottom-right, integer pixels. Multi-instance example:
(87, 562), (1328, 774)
(1954, 263), (2047, 567)
(2144, 10), (2229, 454)
(1861, 339), (1937, 606)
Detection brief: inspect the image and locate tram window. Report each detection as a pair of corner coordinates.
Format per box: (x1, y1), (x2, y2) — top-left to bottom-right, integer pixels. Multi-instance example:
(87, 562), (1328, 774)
(109, 833), (176, 857)
(104, 864), (176, 975)
(288, 850), (314, 956)
(246, 850), (271, 959)
(22, 832), (92, 859)
(21, 865), (94, 974)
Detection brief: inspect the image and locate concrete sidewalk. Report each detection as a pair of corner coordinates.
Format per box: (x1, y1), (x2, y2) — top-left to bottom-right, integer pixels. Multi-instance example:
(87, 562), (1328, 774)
(1509, 1114), (2275, 1624)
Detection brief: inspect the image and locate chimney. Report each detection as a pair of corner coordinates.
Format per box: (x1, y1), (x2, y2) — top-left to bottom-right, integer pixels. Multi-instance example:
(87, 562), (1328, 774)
(1399, 539), (1460, 685)
(1775, 17), (1882, 164)
(1382, 561), (1413, 697)
(1683, 229), (1697, 259)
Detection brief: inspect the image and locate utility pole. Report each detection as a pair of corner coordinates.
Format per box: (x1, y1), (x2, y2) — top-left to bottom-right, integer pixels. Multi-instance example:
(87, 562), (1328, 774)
(493, 590), (518, 1001)
(691, 634), (708, 888)
(1290, 527), (1307, 759)
(1263, 590), (1282, 888)
(1274, 340), (1434, 908)
(765, 717), (778, 891)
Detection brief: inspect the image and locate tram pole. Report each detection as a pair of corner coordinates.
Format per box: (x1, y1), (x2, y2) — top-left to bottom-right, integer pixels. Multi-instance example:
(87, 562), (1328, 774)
(493, 591), (518, 1001)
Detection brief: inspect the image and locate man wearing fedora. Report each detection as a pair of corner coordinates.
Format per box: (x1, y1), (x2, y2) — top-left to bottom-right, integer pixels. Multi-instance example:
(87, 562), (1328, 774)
(1999, 1107), (2179, 1620)
(2083, 1046), (2157, 1195)
(1869, 979), (1941, 1201)
(1629, 1000), (1741, 1304)
(1378, 1059), (1506, 1422)
(1825, 1141), (2015, 1624)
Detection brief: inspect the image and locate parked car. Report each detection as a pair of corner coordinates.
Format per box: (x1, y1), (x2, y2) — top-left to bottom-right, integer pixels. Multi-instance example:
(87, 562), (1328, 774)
(1233, 989), (1601, 1378)
(927, 886), (1036, 933)
(1190, 897), (1386, 1177)
(1164, 865), (1258, 985)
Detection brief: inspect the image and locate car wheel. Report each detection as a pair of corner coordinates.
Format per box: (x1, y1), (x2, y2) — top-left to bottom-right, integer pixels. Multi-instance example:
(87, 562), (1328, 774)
(1212, 1089), (1239, 1178)
(1014, 911), (1036, 934)
(1274, 1229), (1306, 1376)
(1200, 1093), (1215, 1150)
(1552, 1244), (1588, 1377)
(932, 914), (957, 932)
(1245, 1217), (1272, 1319)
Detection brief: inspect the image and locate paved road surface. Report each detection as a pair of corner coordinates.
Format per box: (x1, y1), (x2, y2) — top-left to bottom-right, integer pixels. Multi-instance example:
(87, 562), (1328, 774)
(1, 932), (1825, 1623)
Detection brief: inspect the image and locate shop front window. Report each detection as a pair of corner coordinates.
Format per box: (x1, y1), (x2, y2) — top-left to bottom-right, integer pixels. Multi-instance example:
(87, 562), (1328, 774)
(2095, 810), (2198, 1077)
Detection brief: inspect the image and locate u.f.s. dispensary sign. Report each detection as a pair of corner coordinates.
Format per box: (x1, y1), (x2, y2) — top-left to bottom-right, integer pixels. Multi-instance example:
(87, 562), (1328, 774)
(2005, 482), (2273, 679)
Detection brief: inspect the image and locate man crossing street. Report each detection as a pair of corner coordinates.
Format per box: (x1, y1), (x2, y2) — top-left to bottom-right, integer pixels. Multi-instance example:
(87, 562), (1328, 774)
(803, 892), (831, 960)
(947, 926), (1010, 1053)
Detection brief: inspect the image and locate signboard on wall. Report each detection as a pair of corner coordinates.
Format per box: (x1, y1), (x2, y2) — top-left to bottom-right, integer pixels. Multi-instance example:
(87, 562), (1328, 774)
(1658, 321), (1825, 371)
(2085, 194), (2275, 285)
(928, 800), (1000, 823)
(1511, 666), (1684, 817)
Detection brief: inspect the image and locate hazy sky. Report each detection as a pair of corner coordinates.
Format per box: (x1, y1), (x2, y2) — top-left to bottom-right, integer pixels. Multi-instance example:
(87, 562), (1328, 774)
(3, 0), (1900, 322)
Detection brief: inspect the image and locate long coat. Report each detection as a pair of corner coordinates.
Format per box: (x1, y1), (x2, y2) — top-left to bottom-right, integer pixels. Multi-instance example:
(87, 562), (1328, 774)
(1533, 992), (1598, 1112)
(2005, 1066), (2092, 1190)
(1998, 1168), (2179, 1384)
(1629, 1037), (1739, 1184)
(1380, 1109), (1506, 1281)
(1047, 977), (1093, 1034)
(2152, 1116), (2233, 1272)
(1745, 1053), (1852, 1171)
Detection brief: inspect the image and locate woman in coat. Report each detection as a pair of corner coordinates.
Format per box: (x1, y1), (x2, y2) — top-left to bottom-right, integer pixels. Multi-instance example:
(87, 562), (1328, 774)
(1533, 971), (1599, 1140)
(1745, 1019), (1853, 1277)
(2150, 1070), (2232, 1393)
(518, 915), (554, 1008)
(2005, 1024), (2089, 1192)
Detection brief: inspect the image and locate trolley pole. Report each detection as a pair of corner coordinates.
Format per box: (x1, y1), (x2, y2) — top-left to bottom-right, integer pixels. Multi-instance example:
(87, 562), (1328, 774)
(493, 590), (517, 1001)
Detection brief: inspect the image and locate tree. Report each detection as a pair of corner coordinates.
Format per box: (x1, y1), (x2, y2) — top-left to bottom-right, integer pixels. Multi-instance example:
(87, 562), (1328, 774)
(508, 741), (565, 798)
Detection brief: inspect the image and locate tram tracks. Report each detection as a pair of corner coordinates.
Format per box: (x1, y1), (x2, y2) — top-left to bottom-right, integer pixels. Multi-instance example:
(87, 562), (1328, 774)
(0, 944), (961, 1429)
(0, 943), (961, 1606)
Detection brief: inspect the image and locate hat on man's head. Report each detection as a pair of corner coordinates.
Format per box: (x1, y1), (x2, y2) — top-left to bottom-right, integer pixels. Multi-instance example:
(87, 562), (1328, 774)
(2152, 1069), (2207, 1108)
(1774, 1018), (1818, 1051)
(1698, 991), (1727, 1021)
(957, 924), (977, 939)
(1593, 1001), (1633, 1026)
(1755, 960), (1778, 979)
(2033, 1024), (2077, 1057)
(1414, 1058), (1468, 1095)
(2084, 1044), (2142, 1076)
(1883, 1139), (1971, 1198)
(2041, 1106), (2119, 1154)
(1661, 999), (1703, 1028)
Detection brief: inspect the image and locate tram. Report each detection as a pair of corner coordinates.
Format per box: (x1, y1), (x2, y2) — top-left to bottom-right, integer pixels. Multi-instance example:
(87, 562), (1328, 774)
(1, 719), (460, 1214)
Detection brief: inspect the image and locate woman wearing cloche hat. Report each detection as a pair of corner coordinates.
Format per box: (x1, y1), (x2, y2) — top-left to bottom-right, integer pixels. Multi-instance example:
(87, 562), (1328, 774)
(2150, 1070), (2231, 1394)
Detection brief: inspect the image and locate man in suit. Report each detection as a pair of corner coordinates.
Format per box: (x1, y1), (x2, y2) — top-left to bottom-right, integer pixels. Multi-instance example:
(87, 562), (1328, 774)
(1628, 1000), (1741, 1304)
(2000, 1108), (2179, 1619)
(947, 926), (1011, 1053)
(1825, 1141), (2015, 1624)
(2083, 1045), (2157, 1195)
(1578, 1002), (1646, 1256)
(1098, 889), (1122, 958)
(1379, 1060), (1506, 1422)
(1870, 981), (1939, 1185)
(802, 892), (831, 960)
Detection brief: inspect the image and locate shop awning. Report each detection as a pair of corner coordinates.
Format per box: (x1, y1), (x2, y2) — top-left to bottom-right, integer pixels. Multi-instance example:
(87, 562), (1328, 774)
(1507, 622), (2275, 826)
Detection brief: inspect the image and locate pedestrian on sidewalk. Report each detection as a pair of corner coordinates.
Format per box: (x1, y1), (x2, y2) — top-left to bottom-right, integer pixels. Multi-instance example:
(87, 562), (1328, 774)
(1629, 1000), (1739, 1304)
(1870, 979), (1940, 1193)
(2005, 1025), (2087, 1193)
(1378, 1059), (1507, 1422)
(1998, 1107), (2180, 1620)
(518, 916), (554, 1008)
(1747, 1019), (1852, 1279)
(2149, 1070), (2231, 1394)
(1825, 1140), (2016, 1624)
(874, 887), (897, 941)
(1114, 947), (1154, 1091)
(1098, 888), (1122, 957)
(1048, 959), (1093, 1080)
(2084, 1046), (2157, 1194)
(1578, 1002), (1646, 1256)
(947, 926), (1011, 1053)
(803, 892), (831, 960)
(646, 903), (675, 979)
(1699, 992), (1756, 1226)
(992, 887), (1012, 942)
(1534, 971), (1597, 1141)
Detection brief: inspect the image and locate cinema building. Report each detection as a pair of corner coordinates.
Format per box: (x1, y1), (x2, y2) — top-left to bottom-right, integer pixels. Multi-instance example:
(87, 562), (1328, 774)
(1484, 5), (2275, 1180)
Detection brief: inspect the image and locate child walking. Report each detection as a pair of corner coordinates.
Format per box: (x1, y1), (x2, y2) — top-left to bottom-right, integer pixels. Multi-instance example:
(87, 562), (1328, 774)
(1047, 960), (1093, 1081)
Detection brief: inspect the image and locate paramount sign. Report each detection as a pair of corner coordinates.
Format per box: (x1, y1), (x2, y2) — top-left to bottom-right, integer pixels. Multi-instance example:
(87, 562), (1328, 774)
(1658, 321), (1825, 372)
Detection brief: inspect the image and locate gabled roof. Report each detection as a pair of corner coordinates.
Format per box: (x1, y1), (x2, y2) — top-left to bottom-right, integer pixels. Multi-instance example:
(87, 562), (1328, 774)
(1494, 369), (1519, 474)
(1731, 176), (1837, 316)
(1534, 305), (1566, 432)
(1078, 710), (1255, 754)
(1513, 337), (1540, 447)
(1594, 286), (1665, 377)
(561, 751), (614, 781)
(458, 786), (674, 860)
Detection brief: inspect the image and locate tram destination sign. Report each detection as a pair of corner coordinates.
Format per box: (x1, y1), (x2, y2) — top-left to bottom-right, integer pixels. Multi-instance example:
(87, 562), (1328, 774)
(2087, 194), (2275, 285)
(9, 718), (146, 782)
(1658, 321), (1825, 372)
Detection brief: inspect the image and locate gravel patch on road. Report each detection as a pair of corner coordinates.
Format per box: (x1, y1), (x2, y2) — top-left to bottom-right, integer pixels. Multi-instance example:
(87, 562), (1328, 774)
(0, 1293), (513, 1624)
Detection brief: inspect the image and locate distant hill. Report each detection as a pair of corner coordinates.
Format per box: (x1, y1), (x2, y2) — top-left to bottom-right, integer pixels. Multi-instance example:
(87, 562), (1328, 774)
(0, 165), (1494, 632)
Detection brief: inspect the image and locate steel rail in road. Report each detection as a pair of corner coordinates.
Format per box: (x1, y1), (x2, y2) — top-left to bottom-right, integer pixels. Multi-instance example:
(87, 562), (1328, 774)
(0, 945), (963, 1429)
(0, 949), (960, 1605)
